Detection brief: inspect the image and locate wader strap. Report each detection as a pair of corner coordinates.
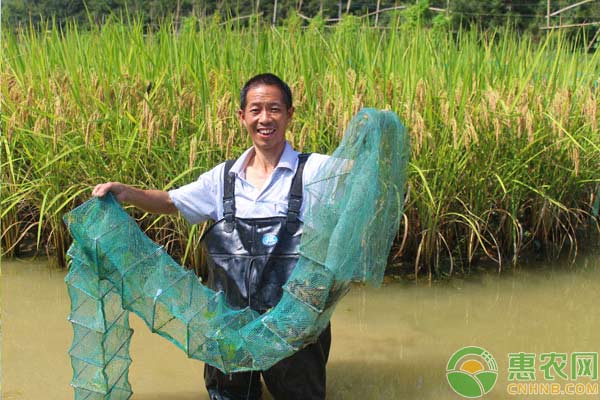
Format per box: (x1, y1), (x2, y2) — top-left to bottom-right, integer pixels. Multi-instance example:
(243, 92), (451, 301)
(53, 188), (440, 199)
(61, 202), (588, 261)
(287, 153), (310, 233)
(223, 159), (236, 231)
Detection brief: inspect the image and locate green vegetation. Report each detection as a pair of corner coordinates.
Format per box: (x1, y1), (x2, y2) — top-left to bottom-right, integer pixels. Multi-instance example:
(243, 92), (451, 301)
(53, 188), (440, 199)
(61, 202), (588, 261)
(2, 17), (600, 279)
(4, 0), (600, 35)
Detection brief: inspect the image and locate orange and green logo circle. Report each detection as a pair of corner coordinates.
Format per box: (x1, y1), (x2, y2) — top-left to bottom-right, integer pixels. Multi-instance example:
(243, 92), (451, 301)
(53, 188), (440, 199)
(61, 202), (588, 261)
(446, 346), (498, 398)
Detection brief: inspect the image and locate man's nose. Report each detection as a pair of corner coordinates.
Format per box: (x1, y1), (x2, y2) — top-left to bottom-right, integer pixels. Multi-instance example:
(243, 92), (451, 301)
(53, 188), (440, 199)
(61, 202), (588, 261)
(259, 109), (272, 123)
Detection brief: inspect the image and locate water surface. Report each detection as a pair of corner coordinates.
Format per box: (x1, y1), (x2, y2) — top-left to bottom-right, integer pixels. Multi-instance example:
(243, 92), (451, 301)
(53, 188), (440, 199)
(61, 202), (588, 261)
(3, 256), (600, 399)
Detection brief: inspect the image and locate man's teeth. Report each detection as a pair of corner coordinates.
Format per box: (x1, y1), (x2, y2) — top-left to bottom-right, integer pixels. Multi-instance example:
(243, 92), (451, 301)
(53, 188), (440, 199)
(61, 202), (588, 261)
(258, 129), (275, 136)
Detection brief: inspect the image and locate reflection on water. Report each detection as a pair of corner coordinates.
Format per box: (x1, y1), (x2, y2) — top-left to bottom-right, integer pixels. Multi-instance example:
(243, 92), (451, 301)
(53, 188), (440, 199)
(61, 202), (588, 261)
(3, 255), (600, 399)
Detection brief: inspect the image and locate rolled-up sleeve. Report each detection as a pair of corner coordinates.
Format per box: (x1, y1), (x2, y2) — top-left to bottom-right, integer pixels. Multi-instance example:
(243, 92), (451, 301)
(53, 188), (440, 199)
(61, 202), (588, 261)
(168, 163), (224, 224)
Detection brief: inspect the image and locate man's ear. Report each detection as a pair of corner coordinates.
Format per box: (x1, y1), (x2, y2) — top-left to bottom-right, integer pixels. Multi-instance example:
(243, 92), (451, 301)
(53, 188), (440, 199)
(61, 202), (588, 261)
(287, 106), (295, 119)
(237, 109), (245, 123)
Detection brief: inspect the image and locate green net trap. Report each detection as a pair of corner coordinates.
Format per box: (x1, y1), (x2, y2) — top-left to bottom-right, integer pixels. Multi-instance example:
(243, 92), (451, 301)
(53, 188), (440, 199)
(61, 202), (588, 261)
(63, 108), (410, 399)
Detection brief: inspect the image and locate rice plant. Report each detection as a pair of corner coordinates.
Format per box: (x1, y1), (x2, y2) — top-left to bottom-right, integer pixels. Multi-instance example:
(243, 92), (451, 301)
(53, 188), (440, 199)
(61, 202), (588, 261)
(2, 17), (599, 279)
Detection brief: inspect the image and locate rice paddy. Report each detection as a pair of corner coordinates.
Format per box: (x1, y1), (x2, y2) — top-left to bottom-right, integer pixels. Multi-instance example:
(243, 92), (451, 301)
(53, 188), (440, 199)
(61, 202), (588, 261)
(2, 17), (600, 279)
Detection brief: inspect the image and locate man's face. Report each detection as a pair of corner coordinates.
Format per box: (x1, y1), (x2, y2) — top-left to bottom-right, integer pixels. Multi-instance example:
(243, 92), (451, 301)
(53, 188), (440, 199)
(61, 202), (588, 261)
(238, 84), (294, 154)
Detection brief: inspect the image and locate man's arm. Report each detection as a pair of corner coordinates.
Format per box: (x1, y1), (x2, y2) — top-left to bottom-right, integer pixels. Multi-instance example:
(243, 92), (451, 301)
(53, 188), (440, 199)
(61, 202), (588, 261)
(92, 182), (178, 215)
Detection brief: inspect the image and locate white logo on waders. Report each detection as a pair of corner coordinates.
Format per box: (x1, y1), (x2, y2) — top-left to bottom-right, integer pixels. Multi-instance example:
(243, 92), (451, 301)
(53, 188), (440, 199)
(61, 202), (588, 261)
(262, 233), (278, 246)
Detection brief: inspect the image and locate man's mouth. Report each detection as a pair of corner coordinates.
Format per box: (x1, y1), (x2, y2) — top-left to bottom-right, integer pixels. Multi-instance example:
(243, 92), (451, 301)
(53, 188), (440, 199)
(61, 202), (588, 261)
(258, 128), (276, 136)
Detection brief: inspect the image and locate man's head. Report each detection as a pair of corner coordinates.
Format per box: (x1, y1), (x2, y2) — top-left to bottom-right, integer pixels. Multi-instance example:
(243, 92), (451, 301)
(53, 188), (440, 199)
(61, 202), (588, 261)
(238, 73), (294, 155)
(240, 73), (293, 110)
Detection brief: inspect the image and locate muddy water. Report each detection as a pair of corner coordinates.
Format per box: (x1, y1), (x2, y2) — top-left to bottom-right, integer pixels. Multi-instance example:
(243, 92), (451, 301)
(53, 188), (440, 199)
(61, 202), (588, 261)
(3, 256), (600, 400)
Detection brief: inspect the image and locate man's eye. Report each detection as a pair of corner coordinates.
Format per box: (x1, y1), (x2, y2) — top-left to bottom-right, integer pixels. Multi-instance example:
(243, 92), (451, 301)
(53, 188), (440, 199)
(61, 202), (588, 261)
(271, 108), (281, 112)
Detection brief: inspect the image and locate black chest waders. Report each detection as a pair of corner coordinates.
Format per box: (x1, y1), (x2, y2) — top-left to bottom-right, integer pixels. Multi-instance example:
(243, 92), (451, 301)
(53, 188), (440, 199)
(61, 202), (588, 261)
(200, 154), (307, 313)
(201, 154), (331, 400)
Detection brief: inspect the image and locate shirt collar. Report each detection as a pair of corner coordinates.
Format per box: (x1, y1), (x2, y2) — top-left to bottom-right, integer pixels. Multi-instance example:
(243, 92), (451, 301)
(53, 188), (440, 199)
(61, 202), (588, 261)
(229, 142), (299, 178)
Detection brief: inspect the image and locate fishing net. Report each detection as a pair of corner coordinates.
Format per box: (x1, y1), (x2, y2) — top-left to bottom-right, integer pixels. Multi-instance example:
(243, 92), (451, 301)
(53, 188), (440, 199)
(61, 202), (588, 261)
(64, 108), (409, 399)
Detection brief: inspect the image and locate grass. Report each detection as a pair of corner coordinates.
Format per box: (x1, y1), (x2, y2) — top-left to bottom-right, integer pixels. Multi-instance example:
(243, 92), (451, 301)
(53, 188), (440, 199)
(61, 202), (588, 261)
(2, 17), (600, 279)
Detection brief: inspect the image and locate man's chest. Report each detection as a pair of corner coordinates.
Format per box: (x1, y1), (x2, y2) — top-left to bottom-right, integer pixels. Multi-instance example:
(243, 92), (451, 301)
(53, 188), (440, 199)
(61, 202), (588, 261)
(228, 169), (294, 219)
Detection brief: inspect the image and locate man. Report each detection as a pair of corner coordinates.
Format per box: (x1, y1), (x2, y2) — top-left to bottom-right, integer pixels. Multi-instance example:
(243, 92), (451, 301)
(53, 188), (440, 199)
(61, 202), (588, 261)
(92, 73), (331, 400)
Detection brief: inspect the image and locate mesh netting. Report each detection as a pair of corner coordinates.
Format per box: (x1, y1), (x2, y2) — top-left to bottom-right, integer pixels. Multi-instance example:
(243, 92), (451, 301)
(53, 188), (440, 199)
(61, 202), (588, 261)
(64, 108), (409, 399)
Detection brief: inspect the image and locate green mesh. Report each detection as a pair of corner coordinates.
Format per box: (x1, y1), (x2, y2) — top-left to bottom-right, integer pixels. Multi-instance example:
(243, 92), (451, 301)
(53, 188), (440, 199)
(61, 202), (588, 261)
(64, 108), (409, 398)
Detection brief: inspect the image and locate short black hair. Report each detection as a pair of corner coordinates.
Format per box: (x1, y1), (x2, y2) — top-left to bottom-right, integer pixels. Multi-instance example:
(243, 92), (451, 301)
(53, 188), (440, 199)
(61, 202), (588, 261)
(240, 73), (293, 110)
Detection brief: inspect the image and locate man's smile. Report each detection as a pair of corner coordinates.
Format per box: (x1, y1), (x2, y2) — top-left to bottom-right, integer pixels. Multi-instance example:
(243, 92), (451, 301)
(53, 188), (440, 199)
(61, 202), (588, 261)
(257, 128), (276, 136)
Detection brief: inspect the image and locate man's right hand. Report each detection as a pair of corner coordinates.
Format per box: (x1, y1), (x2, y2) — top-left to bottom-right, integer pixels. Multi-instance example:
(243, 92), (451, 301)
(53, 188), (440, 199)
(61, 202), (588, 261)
(91, 182), (177, 215)
(92, 182), (129, 202)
